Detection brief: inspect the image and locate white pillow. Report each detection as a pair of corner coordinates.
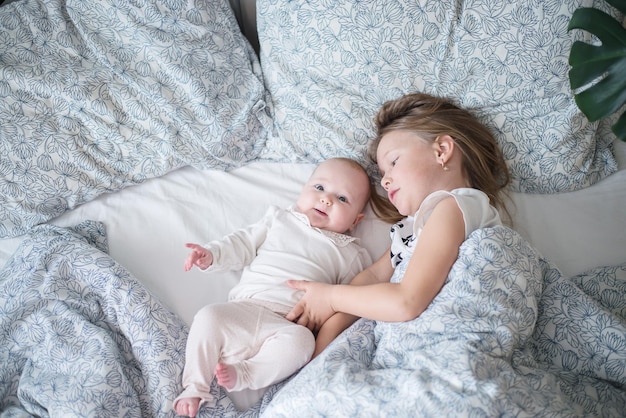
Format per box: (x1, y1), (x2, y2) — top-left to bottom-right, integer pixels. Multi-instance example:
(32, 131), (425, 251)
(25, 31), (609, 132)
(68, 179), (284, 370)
(257, 0), (621, 193)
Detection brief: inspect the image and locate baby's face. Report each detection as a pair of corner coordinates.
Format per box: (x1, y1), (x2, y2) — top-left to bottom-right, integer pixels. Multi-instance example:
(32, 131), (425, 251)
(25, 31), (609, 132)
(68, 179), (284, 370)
(296, 159), (370, 234)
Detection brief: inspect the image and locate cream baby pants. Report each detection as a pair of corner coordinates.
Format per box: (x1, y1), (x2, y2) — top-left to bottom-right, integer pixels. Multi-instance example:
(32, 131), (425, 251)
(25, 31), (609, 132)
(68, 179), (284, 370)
(174, 299), (315, 409)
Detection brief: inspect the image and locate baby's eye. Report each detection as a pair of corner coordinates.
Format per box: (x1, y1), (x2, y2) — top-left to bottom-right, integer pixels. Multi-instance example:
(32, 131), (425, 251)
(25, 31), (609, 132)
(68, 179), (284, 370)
(338, 196), (348, 203)
(391, 157), (398, 166)
(314, 184), (324, 191)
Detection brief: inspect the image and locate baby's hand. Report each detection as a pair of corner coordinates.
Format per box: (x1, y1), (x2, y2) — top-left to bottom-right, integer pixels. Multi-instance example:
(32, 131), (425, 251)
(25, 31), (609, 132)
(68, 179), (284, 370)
(184, 243), (213, 271)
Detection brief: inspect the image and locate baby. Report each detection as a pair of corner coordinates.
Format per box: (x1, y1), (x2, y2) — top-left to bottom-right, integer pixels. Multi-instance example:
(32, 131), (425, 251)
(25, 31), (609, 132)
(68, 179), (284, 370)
(173, 158), (373, 417)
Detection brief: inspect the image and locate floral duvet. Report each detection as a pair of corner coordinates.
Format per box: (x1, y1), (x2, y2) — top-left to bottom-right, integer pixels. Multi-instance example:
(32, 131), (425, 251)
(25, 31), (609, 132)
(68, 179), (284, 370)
(1, 224), (625, 417)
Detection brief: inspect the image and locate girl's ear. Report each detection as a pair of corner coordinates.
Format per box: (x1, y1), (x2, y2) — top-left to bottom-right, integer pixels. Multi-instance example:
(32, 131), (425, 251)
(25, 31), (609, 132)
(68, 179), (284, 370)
(434, 135), (455, 163)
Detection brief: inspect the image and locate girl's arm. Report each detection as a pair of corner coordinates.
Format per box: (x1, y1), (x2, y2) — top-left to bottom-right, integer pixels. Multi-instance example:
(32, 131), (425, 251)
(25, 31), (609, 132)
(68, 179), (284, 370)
(290, 197), (465, 322)
(312, 312), (358, 358)
(286, 250), (394, 331)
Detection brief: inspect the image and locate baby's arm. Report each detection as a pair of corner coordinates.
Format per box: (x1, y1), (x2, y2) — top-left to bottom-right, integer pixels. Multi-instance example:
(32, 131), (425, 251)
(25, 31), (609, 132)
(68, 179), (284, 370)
(313, 312), (358, 358)
(183, 243), (214, 271)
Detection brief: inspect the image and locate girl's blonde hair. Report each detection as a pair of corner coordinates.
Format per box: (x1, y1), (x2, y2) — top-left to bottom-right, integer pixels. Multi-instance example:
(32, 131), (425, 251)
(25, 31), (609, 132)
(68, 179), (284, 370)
(368, 92), (511, 224)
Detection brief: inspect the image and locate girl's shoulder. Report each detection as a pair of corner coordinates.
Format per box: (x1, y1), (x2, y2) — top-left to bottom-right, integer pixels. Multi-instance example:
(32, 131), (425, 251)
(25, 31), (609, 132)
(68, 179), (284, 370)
(416, 188), (501, 238)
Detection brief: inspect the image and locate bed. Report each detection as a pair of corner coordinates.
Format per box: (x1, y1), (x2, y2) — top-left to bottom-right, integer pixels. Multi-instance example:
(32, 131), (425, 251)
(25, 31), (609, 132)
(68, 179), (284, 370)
(1, 0), (625, 416)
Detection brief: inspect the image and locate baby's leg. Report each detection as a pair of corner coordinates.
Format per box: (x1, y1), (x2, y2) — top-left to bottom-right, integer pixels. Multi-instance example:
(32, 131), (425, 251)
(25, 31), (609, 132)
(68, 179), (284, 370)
(174, 303), (253, 413)
(224, 314), (315, 391)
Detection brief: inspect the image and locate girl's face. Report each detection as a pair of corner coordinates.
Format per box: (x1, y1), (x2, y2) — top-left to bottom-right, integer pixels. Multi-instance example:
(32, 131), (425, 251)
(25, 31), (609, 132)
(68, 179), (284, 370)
(376, 130), (443, 216)
(296, 159), (369, 234)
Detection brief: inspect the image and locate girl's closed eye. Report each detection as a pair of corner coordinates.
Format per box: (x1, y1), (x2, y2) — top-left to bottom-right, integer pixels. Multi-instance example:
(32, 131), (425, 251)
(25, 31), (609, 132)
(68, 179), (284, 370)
(378, 157), (396, 177)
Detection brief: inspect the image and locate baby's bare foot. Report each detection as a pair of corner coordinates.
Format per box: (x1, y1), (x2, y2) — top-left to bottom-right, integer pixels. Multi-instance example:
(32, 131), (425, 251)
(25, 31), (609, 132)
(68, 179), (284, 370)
(174, 397), (200, 417)
(215, 362), (237, 390)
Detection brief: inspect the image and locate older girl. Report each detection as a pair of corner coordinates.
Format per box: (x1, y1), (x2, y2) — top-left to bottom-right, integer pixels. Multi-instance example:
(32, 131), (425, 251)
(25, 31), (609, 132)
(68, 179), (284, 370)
(287, 92), (511, 350)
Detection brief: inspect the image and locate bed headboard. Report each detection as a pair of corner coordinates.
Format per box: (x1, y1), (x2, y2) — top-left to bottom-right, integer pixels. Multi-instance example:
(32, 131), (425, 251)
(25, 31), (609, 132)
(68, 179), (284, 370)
(228, 0), (259, 54)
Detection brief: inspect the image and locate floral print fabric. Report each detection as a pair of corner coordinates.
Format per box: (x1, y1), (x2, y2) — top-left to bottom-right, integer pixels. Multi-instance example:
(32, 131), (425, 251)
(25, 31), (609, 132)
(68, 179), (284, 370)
(257, 0), (621, 194)
(0, 0), (267, 238)
(1, 224), (625, 417)
(262, 226), (626, 417)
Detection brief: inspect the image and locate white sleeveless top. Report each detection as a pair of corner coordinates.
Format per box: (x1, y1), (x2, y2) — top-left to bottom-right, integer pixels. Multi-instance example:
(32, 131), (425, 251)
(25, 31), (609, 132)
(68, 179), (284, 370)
(389, 188), (501, 267)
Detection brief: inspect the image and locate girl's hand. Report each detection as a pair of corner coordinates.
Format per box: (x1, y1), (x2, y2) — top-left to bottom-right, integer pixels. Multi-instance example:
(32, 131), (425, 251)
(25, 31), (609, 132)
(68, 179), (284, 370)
(285, 280), (335, 332)
(184, 243), (213, 271)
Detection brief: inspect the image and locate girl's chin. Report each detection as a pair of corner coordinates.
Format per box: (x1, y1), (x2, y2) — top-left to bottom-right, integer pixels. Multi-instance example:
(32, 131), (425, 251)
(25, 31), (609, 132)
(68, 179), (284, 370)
(391, 203), (405, 215)
(396, 207), (412, 217)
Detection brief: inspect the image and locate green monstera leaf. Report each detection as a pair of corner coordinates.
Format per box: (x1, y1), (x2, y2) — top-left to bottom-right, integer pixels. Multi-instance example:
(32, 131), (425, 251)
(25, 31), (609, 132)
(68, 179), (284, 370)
(568, 0), (626, 141)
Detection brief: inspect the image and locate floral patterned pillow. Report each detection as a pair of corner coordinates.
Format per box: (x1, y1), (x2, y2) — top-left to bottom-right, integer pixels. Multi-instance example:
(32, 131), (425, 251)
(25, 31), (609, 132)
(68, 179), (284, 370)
(257, 0), (621, 193)
(0, 0), (267, 238)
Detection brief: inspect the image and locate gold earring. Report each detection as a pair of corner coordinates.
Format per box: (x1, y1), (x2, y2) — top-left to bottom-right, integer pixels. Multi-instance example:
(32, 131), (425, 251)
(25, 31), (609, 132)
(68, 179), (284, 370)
(441, 161), (449, 171)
